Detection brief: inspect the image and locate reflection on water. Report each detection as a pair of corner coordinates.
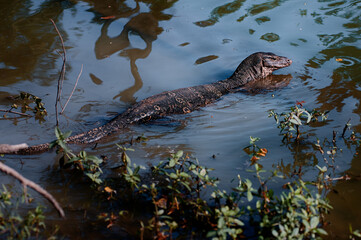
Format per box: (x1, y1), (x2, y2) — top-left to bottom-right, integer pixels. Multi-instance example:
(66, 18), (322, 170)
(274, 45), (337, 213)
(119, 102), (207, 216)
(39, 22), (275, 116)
(241, 74), (292, 93)
(94, 13), (162, 103)
(0, 0), (361, 238)
(237, 0), (287, 22)
(0, 0), (72, 86)
(325, 147), (361, 238)
(310, 46), (361, 116)
(194, 0), (246, 27)
(86, 0), (175, 103)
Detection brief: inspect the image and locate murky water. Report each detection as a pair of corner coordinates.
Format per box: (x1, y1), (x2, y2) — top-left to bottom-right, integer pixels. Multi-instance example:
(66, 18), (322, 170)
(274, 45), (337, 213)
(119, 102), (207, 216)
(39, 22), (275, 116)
(1, 0), (361, 238)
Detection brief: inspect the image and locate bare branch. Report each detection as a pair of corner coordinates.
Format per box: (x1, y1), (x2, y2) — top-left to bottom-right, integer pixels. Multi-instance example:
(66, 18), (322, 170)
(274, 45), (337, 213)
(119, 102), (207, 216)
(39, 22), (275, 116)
(61, 64), (83, 114)
(0, 161), (65, 218)
(0, 109), (32, 117)
(50, 18), (67, 127)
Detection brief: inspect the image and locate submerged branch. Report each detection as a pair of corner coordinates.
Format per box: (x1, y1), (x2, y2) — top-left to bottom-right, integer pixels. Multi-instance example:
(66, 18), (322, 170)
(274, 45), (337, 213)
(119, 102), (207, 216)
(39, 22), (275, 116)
(0, 109), (32, 117)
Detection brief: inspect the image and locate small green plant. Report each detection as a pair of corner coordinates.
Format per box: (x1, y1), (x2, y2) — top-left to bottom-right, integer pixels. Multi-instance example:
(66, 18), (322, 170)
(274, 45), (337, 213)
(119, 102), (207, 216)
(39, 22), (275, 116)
(240, 137), (331, 239)
(349, 225), (361, 239)
(139, 150), (219, 238)
(269, 101), (328, 141)
(0, 185), (57, 239)
(94, 139), (333, 239)
(116, 144), (142, 190)
(50, 127), (103, 184)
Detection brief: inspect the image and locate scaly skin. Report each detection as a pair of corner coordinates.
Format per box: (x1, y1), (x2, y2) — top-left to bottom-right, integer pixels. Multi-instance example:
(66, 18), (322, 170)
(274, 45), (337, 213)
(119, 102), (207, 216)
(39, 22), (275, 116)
(0, 52), (292, 154)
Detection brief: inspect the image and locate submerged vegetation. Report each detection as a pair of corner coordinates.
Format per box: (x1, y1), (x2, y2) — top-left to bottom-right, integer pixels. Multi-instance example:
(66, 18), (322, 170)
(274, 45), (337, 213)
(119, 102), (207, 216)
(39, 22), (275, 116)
(0, 92), (47, 122)
(0, 186), (58, 239)
(1, 97), (361, 239)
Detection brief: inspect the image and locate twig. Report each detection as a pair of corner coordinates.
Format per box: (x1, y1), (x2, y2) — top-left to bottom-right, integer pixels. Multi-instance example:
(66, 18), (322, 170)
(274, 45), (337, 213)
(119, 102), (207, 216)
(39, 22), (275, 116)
(50, 18), (66, 127)
(326, 174), (351, 181)
(61, 64), (83, 114)
(0, 161), (65, 218)
(0, 109), (32, 117)
(341, 118), (351, 138)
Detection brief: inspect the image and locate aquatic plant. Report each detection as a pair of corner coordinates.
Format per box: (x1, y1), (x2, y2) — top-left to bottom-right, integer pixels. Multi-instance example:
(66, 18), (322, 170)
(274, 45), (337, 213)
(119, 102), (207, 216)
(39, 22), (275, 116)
(50, 127), (103, 184)
(0, 185), (58, 239)
(269, 101), (328, 141)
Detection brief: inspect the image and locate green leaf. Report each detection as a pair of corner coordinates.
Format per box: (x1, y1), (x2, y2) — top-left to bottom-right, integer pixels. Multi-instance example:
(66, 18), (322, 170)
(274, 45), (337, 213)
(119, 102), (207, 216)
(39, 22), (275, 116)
(169, 173), (177, 179)
(63, 130), (72, 139)
(125, 154), (131, 165)
(49, 140), (58, 149)
(304, 111), (312, 123)
(290, 115), (302, 125)
(180, 181), (191, 191)
(247, 190), (253, 202)
(256, 200), (261, 209)
(233, 218), (244, 226)
(168, 158), (176, 168)
(249, 136), (260, 145)
(206, 231), (216, 238)
(200, 168), (207, 177)
(315, 228), (328, 235)
(302, 219), (310, 233)
(127, 166), (134, 175)
(179, 172), (190, 178)
(316, 165), (327, 172)
(80, 151), (87, 158)
(175, 150), (183, 159)
(55, 127), (61, 140)
(67, 156), (81, 163)
(272, 229), (279, 237)
(310, 216), (319, 229)
(87, 155), (103, 164)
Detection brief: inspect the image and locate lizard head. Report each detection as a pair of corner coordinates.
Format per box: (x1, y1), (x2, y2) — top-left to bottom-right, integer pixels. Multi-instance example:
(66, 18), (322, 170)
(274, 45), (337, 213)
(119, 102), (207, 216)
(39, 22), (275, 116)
(231, 52), (292, 83)
(260, 52), (292, 76)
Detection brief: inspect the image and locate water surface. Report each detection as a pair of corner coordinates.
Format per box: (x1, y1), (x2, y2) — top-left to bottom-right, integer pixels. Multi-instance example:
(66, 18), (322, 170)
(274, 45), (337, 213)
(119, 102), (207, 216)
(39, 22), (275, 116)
(1, 0), (361, 238)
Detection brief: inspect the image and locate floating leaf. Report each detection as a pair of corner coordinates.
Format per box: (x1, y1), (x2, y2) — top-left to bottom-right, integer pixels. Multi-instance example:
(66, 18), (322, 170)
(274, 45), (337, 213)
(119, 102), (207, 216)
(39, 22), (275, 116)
(260, 33), (280, 42)
(195, 55), (219, 65)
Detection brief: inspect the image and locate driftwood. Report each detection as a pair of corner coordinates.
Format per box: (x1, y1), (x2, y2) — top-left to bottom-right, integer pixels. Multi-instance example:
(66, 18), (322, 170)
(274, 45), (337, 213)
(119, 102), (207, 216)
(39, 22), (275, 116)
(0, 143), (28, 153)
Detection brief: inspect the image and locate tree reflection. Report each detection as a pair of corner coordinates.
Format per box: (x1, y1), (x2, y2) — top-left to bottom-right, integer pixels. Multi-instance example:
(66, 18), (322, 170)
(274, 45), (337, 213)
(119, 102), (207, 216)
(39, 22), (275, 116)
(307, 46), (361, 129)
(322, 137), (361, 238)
(0, 0), (72, 86)
(301, 1), (361, 234)
(86, 0), (177, 103)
